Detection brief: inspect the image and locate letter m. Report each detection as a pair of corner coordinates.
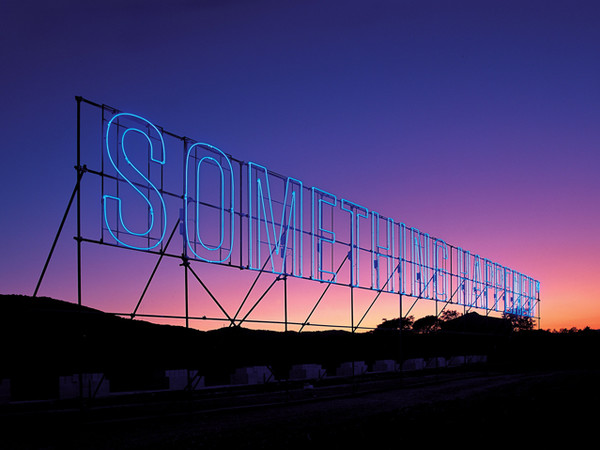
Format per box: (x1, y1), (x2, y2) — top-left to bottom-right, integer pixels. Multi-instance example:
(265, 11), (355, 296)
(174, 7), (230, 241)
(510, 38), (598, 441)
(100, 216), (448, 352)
(248, 162), (303, 276)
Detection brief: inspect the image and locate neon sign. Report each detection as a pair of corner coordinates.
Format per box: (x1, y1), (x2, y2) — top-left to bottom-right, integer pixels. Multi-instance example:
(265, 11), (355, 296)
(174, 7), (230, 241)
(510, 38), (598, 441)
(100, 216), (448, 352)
(103, 113), (167, 250)
(97, 108), (539, 319)
(185, 143), (235, 263)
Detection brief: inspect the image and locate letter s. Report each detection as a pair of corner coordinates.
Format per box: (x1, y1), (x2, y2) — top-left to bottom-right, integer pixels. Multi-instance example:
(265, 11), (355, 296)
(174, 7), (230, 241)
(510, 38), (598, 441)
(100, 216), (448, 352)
(103, 113), (167, 250)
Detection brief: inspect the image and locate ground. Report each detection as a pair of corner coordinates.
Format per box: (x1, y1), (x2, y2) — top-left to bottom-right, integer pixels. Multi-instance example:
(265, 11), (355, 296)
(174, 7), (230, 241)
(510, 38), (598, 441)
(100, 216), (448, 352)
(3, 368), (597, 449)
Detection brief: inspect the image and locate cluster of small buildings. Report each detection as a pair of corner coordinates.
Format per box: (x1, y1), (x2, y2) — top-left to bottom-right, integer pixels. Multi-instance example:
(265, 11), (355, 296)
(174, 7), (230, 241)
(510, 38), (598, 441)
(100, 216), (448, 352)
(0, 355), (487, 403)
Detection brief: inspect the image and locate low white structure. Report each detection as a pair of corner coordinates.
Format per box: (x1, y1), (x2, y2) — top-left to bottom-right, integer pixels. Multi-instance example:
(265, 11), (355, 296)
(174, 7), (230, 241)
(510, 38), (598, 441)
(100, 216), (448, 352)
(425, 357), (447, 369)
(401, 358), (425, 372)
(289, 364), (326, 381)
(166, 369), (205, 390)
(447, 355), (466, 367)
(467, 355), (487, 364)
(59, 373), (109, 400)
(230, 366), (273, 385)
(371, 360), (398, 373)
(335, 361), (368, 377)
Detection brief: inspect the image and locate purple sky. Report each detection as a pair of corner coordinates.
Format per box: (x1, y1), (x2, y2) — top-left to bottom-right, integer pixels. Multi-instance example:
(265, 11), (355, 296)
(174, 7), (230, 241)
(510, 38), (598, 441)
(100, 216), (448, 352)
(1, 0), (599, 331)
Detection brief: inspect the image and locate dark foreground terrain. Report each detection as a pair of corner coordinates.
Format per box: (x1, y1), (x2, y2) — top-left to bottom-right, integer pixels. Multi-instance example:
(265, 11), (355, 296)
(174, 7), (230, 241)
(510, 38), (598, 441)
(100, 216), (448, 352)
(2, 294), (599, 448)
(3, 368), (599, 449)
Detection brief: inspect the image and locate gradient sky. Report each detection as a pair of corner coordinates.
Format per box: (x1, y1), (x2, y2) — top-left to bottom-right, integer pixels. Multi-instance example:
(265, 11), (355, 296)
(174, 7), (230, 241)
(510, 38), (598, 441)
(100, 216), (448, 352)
(1, 0), (599, 331)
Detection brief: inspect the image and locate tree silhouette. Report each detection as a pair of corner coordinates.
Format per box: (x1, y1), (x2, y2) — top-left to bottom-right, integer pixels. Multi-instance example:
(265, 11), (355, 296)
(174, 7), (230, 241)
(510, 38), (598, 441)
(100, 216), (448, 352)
(374, 316), (414, 331)
(439, 310), (462, 322)
(502, 313), (535, 331)
(413, 315), (441, 334)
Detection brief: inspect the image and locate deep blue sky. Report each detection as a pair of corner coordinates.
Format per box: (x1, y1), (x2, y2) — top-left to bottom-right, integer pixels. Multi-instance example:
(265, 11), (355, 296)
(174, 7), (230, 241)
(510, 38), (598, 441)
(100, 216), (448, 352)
(1, 0), (599, 330)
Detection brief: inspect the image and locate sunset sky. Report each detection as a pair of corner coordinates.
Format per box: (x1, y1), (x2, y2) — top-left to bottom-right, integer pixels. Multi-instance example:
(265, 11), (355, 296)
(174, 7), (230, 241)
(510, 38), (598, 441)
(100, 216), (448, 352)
(1, 0), (599, 332)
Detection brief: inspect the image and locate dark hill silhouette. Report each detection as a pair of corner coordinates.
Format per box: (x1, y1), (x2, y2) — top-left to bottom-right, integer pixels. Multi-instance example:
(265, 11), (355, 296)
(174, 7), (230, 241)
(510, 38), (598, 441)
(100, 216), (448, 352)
(440, 311), (513, 335)
(3, 294), (600, 448)
(2, 295), (403, 388)
(0, 295), (487, 386)
(3, 293), (600, 396)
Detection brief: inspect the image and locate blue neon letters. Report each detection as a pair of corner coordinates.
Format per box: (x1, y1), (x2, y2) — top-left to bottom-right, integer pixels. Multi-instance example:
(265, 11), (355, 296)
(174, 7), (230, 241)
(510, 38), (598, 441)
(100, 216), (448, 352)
(340, 199), (368, 287)
(103, 113), (167, 250)
(103, 112), (539, 317)
(248, 162), (303, 276)
(311, 187), (337, 282)
(185, 143), (234, 263)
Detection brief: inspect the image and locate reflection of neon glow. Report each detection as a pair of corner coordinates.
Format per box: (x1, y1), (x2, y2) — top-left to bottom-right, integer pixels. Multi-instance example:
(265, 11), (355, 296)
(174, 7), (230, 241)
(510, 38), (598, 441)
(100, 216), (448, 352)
(103, 113), (167, 250)
(311, 187), (336, 282)
(371, 212), (395, 292)
(341, 199), (368, 287)
(248, 163), (303, 276)
(185, 143), (234, 263)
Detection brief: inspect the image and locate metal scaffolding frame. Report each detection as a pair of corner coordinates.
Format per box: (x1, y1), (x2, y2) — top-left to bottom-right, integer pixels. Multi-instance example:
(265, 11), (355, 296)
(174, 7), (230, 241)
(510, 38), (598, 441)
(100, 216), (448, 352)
(34, 96), (541, 340)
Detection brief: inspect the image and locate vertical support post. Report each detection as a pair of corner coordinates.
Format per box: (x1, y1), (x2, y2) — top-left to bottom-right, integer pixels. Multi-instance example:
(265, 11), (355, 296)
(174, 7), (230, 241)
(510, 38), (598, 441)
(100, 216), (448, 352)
(182, 138), (190, 330)
(399, 292), (403, 368)
(184, 256), (189, 329)
(239, 160), (244, 267)
(76, 96), (82, 307)
(74, 96), (84, 406)
(351, 285), (354, 334)
(450, 245), (453, 311)
(284, 275), (288, 332)
(537, 292), (541, 330)
(100, 106), (105, 242)
(351, 284), (355, 383)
